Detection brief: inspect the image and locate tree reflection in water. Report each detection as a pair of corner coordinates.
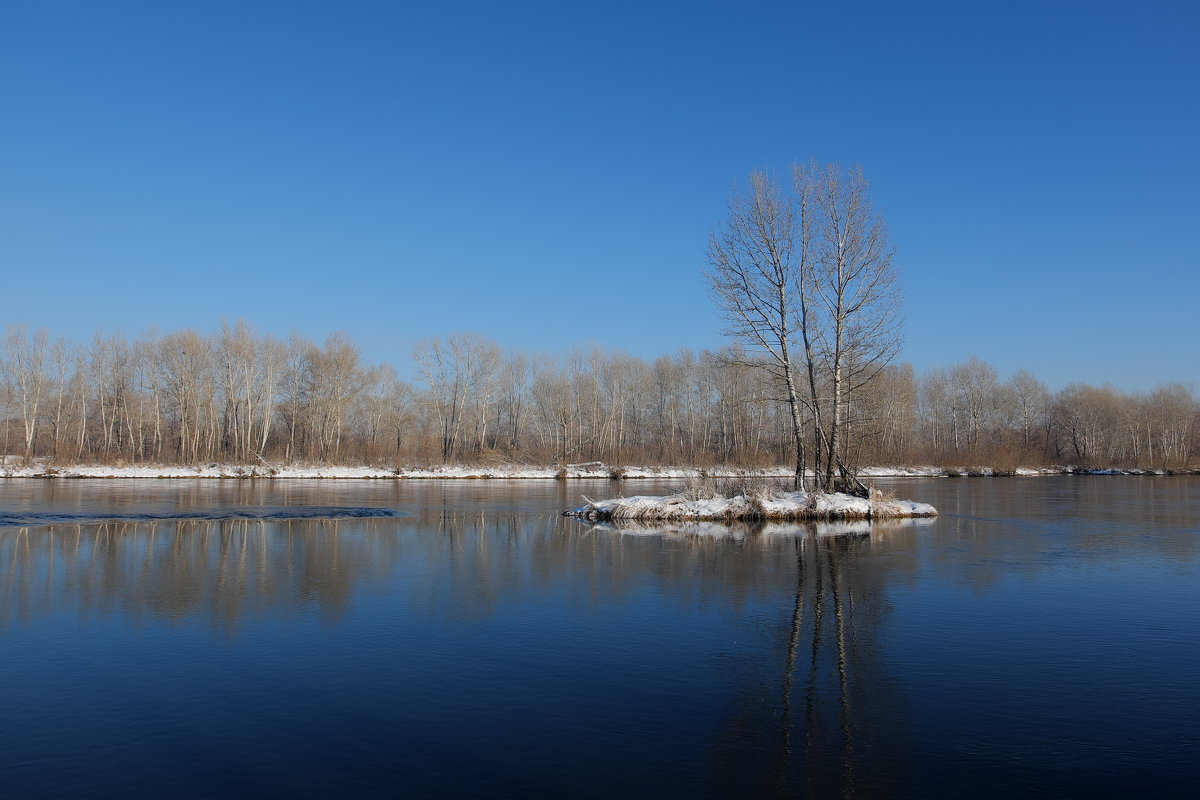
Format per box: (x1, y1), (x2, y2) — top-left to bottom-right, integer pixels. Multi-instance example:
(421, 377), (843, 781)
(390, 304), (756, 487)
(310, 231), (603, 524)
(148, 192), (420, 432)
(2, 479), (1195, 797)
(2, 508), (926, 796)
(681, 521), (923, 798)
(561, 515), (928, 796)
(0, 518), (403, 631)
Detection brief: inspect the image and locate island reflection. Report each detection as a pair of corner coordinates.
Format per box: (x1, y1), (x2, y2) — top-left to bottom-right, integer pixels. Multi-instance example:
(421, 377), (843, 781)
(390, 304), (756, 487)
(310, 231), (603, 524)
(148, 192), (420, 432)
(0, 514), (932, 632)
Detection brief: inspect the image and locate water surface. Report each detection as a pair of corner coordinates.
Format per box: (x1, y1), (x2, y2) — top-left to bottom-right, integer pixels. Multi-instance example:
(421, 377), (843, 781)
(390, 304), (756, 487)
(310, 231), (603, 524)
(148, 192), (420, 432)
(1, 477), (1197, 798)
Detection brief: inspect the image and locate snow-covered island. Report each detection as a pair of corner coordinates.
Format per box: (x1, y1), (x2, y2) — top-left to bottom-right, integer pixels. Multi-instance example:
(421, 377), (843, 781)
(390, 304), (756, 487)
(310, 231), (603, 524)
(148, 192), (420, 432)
(565, 488), (937, 522)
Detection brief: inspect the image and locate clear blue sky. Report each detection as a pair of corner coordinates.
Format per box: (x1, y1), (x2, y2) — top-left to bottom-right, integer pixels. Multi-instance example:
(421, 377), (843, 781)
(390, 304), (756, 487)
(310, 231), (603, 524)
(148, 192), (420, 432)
(3, 0), (1197, 390)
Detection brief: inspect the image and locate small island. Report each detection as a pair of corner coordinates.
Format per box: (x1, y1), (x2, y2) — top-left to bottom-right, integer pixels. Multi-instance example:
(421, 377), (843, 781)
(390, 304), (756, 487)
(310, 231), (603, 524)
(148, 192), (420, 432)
(566, 485), (937, 522)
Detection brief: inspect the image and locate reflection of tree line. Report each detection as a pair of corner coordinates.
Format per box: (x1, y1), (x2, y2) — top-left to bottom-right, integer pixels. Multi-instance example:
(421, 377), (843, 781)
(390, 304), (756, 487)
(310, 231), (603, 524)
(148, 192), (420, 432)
(413, 512), (915, 795)
(5, 481), (1189, 793)
(0, 518), (403, 631)
(894, 477), (1200, 590)
(3, 503), (913, 797)
(2, 509), (925, 637)
(25, 478), (413, 517)
(3, 510), (914, 792)
(403, 510), (827, 618)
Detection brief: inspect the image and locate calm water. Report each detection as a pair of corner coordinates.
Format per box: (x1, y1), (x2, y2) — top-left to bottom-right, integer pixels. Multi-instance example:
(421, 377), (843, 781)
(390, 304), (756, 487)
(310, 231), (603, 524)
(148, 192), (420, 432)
(0, 477), (1197, 798)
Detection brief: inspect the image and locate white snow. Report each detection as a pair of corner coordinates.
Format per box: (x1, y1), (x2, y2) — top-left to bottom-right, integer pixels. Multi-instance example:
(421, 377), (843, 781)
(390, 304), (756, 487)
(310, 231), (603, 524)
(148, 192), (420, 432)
(566, 489), (937, 521)
(0, 461), (906, 480)
(857, 466), (946, 477)
(0, 459), (1174, 480)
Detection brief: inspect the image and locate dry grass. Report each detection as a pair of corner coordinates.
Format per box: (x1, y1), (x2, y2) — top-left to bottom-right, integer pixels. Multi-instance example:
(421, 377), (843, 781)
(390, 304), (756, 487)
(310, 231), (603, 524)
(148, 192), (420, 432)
(681, 474), (793, 502)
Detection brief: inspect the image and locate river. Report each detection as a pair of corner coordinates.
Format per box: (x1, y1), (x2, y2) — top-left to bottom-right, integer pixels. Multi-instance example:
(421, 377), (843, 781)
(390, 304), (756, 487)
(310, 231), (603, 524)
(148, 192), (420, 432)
(0, 477), (1197, 798)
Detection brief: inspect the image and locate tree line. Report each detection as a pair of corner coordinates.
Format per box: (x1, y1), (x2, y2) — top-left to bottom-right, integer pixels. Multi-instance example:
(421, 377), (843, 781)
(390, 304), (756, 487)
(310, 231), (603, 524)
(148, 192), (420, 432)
(1, 322), (1195, 469)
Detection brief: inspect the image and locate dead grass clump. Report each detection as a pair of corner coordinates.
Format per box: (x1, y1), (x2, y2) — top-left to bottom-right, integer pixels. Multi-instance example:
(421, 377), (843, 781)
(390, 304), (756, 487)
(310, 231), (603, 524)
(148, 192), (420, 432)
(682, 474), (720, 500)
(683, 473), (794, 503)
(475, 448), (511, 467)
(724, 475), (793, 500)
(868, 484), (895, 502)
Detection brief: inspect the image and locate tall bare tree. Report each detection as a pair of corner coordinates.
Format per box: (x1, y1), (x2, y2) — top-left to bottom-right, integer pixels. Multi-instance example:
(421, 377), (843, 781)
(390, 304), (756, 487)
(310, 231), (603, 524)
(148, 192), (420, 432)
(707, 164), (903, 492)
(1009, 369), (1049, 453)
(414, 333), (501, 462)
(3, 324), (49, 461)
(797, 163), (902, 492)
(707, 172), (810, 488)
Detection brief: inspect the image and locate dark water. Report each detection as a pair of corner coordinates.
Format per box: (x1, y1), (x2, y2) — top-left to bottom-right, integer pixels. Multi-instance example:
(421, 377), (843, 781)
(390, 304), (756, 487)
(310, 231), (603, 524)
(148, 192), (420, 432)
(0, 477), (1196, 799)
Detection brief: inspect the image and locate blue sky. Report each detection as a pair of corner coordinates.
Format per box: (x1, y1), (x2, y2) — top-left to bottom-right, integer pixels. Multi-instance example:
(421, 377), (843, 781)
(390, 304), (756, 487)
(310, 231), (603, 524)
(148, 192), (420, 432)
(2, 0), (1197, 390)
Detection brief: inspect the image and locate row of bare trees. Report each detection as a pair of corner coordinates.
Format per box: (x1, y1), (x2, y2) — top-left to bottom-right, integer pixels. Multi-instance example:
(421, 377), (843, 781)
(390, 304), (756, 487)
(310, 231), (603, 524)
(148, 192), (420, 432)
(2, 322), (1195, 469)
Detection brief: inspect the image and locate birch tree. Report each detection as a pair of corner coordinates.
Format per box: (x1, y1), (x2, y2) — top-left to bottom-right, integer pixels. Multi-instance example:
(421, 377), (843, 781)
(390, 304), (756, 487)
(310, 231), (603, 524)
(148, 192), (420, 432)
(707, 172), (810, 488)
(414, 333), (501, 462)
(707, 163), (902, 491)
(799, 162), (902, 492)
(1010, 369), (1049, 453)
(3, 324), (49, 461)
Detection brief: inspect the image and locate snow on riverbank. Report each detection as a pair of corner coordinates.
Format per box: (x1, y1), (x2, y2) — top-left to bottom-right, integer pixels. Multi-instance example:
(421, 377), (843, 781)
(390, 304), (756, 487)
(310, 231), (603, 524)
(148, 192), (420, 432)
(0, 460), (939, 480)
(0, 462), (678, 479)
(0, 459), (1188, 479)
(565, 490), (938, 522)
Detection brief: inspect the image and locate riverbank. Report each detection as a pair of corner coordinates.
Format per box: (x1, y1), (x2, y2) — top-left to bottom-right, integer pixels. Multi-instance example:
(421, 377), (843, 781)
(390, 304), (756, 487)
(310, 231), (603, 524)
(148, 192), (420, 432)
(0, 459), (1194, 479)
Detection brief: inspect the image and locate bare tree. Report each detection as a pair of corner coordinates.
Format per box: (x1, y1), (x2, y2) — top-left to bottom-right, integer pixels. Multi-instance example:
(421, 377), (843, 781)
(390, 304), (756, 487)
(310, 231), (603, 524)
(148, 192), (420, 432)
(414, 333), (501, 462)
(706, 163), (903, 492)
(1053, 383), (1124, 463)
(1144, 383), (1196, 468)
(157, 330), (212, 463)
(946, 356), (1000, 454)
(307, 332), (366, 461)
(797, 163), (902, 492)
(1010, 369), (1049, 453)
(3, 324), (49, 461)
(279, 332), (313, 461)
(707, 171), (810, 488)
